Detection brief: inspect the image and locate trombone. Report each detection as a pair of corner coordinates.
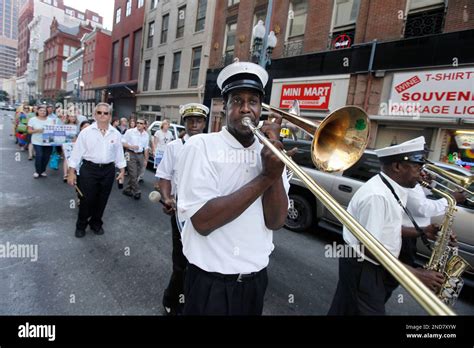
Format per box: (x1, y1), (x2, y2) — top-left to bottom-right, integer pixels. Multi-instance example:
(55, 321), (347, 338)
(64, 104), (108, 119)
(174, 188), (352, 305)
(423, 163), (474, 204)
(242, 102), (455, 315)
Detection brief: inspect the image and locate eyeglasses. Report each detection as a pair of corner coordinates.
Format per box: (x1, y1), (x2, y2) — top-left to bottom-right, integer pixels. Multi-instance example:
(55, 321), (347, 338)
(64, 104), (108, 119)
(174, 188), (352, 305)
(96, 111), (110, 115)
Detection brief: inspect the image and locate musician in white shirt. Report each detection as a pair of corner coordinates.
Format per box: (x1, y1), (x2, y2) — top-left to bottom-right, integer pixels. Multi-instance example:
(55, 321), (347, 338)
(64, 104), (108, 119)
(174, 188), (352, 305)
(67, 103), (126, 238)
(155, 103), (208, 315)
(176, 62), (295, 315)
(328, 137), (444, 315)
(121, 119), (149, 200)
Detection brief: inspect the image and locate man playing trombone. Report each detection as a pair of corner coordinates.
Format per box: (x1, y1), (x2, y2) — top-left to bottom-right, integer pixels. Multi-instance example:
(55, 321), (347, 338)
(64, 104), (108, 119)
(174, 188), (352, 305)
(176, 61), (296, 315)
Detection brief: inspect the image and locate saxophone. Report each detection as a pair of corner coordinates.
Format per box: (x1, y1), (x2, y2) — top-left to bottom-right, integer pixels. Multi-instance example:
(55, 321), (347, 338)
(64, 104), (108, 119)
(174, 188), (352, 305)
(419, 181), (471, 306)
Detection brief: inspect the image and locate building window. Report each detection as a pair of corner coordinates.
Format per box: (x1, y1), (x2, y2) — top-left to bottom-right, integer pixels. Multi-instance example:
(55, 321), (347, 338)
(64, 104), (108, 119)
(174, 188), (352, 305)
(195, 0), (207, 32)
(120, 35), (129, 81)
(132, 29), (142, 79)
(160, 14), (169, 44)
(147, 21), (155, 48)
(126, 0), (132, 16)
(115, 8), (121, 24)
(223, 22), (237, 65)
(170, 51), (181, 89)
(111, 41), (120, 83)
(405, 0), (445, 38)
(64, 45), (70, 57)
(138, 0), (144, 8)
(151, 0), (157, 10)
(189, 46), (201, 87)
(333, 0), (360, 29)
(287, 0), (308, 39)
(77, 13), (85, 20)
(176, 5), (186, 39)
(65, 8), (74, 16)
(92, 15), (99, 22)
(228, 0), (239, 6)
(155, 56), (165, 90)
(143, 60), (151, 92)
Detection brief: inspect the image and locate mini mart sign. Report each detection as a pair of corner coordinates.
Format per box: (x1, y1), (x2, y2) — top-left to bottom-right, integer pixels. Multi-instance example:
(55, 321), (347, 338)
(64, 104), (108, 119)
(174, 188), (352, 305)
(390, 68), (474, 118)
(279, 83), (332, 110)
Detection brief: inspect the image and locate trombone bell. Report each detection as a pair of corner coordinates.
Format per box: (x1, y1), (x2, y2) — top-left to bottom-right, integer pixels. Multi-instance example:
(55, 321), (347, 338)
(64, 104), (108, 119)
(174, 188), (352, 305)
(262, 103), (370, 172)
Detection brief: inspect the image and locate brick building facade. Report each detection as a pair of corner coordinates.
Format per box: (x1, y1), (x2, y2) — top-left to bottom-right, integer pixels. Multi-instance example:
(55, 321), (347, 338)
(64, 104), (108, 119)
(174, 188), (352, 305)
(204, 0), (474, 171)
(42, 18), (92, 100)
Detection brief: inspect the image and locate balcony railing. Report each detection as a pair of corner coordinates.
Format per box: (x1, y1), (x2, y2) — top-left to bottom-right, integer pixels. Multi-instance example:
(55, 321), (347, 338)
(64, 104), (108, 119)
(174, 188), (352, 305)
(405, 8), (445, 38)
(283, 39), (304, 58)
(221, 52), (235, 66)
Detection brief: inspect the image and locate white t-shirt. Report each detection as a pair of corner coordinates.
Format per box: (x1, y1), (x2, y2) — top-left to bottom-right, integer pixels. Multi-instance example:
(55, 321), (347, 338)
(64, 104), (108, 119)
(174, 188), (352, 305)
(155, 134), (189, 196)
(27, 117), (54, 145)
(154, 129), (174, 154)
(402, 184), (448, 228)
(176, 127), (290, 274)
(343, 172), (407, 265)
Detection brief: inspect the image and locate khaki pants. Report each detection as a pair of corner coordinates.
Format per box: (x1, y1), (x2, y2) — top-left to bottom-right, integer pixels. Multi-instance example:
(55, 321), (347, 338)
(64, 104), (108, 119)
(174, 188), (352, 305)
(124, 151), (144, 195)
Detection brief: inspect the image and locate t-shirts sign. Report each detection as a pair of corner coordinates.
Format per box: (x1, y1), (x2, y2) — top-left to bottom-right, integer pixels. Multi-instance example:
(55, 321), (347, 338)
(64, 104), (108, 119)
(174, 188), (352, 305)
(390, 68), (474, 118)
(279, 82), (332, 110)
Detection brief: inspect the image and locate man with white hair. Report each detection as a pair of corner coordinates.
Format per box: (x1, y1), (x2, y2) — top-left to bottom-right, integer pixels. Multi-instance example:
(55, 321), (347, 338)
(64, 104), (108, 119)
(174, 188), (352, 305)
(67, 103), (126, 238)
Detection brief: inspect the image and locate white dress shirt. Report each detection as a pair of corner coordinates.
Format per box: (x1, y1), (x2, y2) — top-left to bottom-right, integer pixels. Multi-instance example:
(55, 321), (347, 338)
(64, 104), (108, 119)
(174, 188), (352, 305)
(343, 172), (407, 265)
(155, 134), (189, 196)
(176, 127), (290, 274)
(122, 127), (150, 153)
(402, 184), (448, 228)
(68, 122), (126, 169)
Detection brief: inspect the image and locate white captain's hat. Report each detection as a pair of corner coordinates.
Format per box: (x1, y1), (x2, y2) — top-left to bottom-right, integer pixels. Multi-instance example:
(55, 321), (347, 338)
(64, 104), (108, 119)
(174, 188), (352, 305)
(375, 136), (427, 164)
(217, 61), (269, 97)
(179, 103), (209, 119)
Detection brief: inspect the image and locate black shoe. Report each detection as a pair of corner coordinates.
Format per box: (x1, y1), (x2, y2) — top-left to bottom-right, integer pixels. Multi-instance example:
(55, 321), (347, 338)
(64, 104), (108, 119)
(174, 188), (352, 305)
(91, 227), (104, 235)
(75, 229), (86, 238)
(122, 190), (133, 197)
(134, 193), (141, 200)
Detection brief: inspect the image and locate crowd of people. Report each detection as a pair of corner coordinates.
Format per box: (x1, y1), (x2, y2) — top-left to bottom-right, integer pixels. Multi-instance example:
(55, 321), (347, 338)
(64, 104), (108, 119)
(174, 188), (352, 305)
(9, 61), (467, 317)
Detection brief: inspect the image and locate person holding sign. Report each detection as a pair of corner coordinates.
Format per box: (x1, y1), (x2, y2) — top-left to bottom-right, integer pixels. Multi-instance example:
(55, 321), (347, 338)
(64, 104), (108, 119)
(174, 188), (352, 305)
(27, 105), (54, 178)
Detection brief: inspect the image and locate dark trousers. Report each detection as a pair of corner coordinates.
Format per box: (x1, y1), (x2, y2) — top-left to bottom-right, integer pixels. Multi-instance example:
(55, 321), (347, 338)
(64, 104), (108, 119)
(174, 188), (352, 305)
(124, 151), (144, 195)
(163, 214), (188, 313)
(399, 236), (417, 267)
(183, 263), (268, 316)
(76, 161), (115, 231)
(328, 256), (399, 316)
(33, 145), (52, 174)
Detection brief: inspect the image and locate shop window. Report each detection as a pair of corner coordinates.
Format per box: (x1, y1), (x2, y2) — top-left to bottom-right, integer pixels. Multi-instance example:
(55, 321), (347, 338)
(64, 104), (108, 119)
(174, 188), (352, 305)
(442, 130), (474, 173)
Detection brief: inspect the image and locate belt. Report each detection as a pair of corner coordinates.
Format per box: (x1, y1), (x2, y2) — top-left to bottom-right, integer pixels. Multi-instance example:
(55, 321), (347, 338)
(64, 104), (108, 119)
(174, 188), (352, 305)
(189, 264), (264, 283)
(126, 150), (144, 154)
(83, 159), (114, 168)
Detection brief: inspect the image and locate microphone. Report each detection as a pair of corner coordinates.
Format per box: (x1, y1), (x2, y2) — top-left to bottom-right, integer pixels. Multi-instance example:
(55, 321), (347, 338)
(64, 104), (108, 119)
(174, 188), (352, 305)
(148, 191), (171, 208)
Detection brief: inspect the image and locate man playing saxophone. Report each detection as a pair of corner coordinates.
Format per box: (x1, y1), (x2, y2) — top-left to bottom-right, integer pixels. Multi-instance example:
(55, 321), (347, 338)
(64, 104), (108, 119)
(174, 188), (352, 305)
(328, 136), (445, 315)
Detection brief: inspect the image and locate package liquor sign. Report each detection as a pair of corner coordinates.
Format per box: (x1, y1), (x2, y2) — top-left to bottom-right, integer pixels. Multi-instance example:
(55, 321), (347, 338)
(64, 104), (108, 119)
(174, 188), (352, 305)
(390, 68), (474, 118)
(279, 82), (332, 110)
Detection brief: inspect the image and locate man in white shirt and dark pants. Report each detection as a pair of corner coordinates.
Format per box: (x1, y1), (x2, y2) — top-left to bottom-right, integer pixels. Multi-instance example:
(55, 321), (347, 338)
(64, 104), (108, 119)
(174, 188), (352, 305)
(67, 103), (126, 238)
(328, 137), (445, 315)
(122, 119), (149, 200)
(155, 103), (208, 315)
(176, 61), (295, 315)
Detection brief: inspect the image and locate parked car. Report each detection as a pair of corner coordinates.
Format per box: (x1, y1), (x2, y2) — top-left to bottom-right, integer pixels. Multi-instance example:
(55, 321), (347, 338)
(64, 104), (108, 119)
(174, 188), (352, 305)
(283, 138), (474, 284)
(146, 121), (185, 166)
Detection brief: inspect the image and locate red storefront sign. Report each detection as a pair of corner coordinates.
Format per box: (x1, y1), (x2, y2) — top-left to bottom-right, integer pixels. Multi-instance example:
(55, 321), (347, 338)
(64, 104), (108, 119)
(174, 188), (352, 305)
(279, 83), (332, 110)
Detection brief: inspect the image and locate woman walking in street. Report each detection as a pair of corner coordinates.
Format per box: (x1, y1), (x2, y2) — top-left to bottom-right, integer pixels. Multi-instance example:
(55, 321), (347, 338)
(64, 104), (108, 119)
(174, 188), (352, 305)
(27, 105), (54, 178)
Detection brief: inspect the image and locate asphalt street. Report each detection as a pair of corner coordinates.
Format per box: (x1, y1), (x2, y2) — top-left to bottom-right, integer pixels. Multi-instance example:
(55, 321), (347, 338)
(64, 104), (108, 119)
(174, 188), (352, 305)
(0, 111), (473, 315)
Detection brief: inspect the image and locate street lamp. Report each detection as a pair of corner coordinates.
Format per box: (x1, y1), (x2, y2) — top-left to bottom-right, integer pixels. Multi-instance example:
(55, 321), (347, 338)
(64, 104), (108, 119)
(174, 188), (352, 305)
(251, 0), (277, 68)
